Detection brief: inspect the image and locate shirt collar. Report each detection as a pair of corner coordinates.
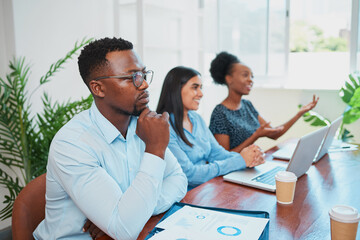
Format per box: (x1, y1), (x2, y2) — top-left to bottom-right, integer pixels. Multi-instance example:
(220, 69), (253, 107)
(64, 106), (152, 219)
(187, 111), (196, 123)
(90, 102), (137, 144)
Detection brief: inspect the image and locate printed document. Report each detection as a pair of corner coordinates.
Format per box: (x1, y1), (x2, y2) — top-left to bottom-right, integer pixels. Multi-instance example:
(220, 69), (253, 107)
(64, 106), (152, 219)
(150, 205), (269, 240)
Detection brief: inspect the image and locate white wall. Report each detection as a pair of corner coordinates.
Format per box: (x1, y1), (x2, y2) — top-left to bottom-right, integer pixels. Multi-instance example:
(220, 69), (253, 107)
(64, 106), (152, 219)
(12, 0), (115, 114)
(1, 0), (360, 231)
(0, 0), (15, 79)
(0, 0), (115, 230)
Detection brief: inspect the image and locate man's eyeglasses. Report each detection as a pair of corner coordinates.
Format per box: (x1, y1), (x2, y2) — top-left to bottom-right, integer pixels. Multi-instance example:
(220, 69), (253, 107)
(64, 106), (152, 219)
(93, 70), (154, 88)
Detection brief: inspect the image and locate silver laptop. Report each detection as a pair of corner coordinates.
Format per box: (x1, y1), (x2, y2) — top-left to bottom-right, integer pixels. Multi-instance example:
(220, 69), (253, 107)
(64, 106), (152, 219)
(272, 116), (343, 162)
(223, 126), (329, 192)
(313, 116), (343, 162)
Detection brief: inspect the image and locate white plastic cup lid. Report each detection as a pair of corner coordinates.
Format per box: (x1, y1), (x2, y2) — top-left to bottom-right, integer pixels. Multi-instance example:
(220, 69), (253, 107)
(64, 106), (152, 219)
(275, 171), (297, 182)
(329, 205), (360, 223)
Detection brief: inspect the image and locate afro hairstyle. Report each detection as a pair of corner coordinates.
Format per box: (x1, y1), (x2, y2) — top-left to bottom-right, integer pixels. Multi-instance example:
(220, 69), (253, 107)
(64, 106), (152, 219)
(209, 51), (241, 85)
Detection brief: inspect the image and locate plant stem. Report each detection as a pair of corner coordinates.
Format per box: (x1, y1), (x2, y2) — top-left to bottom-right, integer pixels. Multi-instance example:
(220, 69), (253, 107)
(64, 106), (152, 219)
(18, 104), (31, 184)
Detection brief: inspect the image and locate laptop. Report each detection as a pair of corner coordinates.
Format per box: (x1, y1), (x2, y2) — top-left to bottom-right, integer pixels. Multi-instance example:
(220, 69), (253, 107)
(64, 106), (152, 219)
(313, 115), (343, 162)
(223, 126), (329, 192)
(272, 116), (343, 162)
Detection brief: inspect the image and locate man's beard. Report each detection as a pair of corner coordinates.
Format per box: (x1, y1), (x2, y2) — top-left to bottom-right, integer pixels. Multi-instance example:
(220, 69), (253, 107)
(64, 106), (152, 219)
(132, 108), (143, 116)
(117, 105), (146, 117)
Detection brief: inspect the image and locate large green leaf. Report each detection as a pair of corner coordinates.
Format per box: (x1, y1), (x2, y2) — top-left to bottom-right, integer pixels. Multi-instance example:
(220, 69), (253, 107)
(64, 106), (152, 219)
(343, 88), (360, 124)
(339, 128), (354, 142)
(340, 87), (353, 103)
(300, 105), (330, 126)
(349, 74), (360, 89)
(301, 73), (359, 142)
(337, 73), (360, 141)
(339, 73), (360, 104)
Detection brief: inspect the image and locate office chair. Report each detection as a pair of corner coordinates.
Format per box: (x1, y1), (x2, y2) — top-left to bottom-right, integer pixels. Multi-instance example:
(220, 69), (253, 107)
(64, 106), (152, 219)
(12, 173), (46, 240)
(11, 173), (112, 240)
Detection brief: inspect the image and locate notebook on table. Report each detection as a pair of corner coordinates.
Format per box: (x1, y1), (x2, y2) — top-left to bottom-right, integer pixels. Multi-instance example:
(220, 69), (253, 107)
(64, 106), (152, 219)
(272, 115), (343, 162)
(223, 126), (329, 192)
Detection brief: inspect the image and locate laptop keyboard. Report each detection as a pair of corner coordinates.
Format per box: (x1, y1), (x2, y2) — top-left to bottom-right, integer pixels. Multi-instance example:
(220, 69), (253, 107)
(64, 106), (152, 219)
(252, 166), (286, 186)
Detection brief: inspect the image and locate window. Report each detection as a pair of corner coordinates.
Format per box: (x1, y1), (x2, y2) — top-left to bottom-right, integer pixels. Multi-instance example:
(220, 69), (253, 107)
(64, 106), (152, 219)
(218, 0), (287, 87)
(115, 0), (217, 109)
(218, 0), (358, 89)
(115, 0), (360, 90)
(288, 0), (352, 89)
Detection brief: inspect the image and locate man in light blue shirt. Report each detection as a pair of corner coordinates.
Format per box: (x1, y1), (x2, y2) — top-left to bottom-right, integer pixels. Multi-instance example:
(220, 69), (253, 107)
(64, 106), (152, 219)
(33, 37), (187, 240)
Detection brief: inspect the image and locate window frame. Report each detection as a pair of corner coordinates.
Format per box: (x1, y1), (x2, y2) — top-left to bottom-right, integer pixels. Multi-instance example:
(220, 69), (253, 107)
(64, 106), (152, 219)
(114, 0), (360, 89)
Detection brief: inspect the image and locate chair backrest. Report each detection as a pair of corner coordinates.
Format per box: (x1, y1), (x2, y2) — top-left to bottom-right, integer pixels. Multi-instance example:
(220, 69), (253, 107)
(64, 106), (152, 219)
(11, 173), (113, 240)
(12, 173), (46, 240)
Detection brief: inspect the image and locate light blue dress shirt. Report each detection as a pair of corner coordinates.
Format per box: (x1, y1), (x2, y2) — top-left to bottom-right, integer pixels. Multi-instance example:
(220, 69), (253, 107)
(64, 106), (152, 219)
(33, 103), (187, 240)
(168, 111), (246, 188)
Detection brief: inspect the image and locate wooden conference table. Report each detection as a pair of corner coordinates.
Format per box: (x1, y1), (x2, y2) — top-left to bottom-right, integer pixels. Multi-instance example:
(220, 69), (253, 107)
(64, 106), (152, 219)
(136, 140), (360, 240)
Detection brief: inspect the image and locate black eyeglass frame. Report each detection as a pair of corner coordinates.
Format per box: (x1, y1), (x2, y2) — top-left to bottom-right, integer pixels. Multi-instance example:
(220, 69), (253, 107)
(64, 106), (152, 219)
(93, 70), (154, 87)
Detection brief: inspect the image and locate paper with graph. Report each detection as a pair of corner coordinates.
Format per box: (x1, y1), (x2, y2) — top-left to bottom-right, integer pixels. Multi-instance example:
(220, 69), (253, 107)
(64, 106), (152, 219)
(150, 205), (269, 240)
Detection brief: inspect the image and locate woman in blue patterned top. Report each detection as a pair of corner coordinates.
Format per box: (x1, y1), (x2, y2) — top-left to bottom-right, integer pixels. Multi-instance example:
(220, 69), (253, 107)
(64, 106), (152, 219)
(156, 66), (265, 188)
(209, 52), (319, 153)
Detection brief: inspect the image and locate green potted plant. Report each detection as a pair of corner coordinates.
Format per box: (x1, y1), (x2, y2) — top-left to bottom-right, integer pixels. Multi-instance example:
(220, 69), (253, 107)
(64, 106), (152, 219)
(0, 38), (93, 220)
(339, 73), (360, 141)
(300, 73), (360, 142)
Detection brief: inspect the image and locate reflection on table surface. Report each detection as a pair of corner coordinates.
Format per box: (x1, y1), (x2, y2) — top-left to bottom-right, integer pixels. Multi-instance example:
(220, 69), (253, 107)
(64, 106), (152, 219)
(135, 141), (360, 240)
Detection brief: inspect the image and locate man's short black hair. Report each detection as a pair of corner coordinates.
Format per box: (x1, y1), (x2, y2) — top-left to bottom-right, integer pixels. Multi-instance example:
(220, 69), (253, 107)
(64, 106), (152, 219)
(78, 37), (133, 85)
(209, 51), (241, 85)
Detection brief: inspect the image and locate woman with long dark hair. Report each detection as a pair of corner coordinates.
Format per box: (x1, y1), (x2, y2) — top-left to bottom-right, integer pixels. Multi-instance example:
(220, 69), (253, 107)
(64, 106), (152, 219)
(157, 66), (264, 188)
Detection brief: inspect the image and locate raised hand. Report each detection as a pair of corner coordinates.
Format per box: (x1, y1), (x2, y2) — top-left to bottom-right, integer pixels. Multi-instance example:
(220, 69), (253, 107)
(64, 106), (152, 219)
(240, 144), (265, 168)
(136, 108), (170, 159)
(299, 94), (319, 115)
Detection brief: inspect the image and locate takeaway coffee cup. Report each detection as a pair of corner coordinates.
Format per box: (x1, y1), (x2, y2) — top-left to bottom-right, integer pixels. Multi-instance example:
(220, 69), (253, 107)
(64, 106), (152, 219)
(275, 171), (297, 204)
(329, 205), (360, 240)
